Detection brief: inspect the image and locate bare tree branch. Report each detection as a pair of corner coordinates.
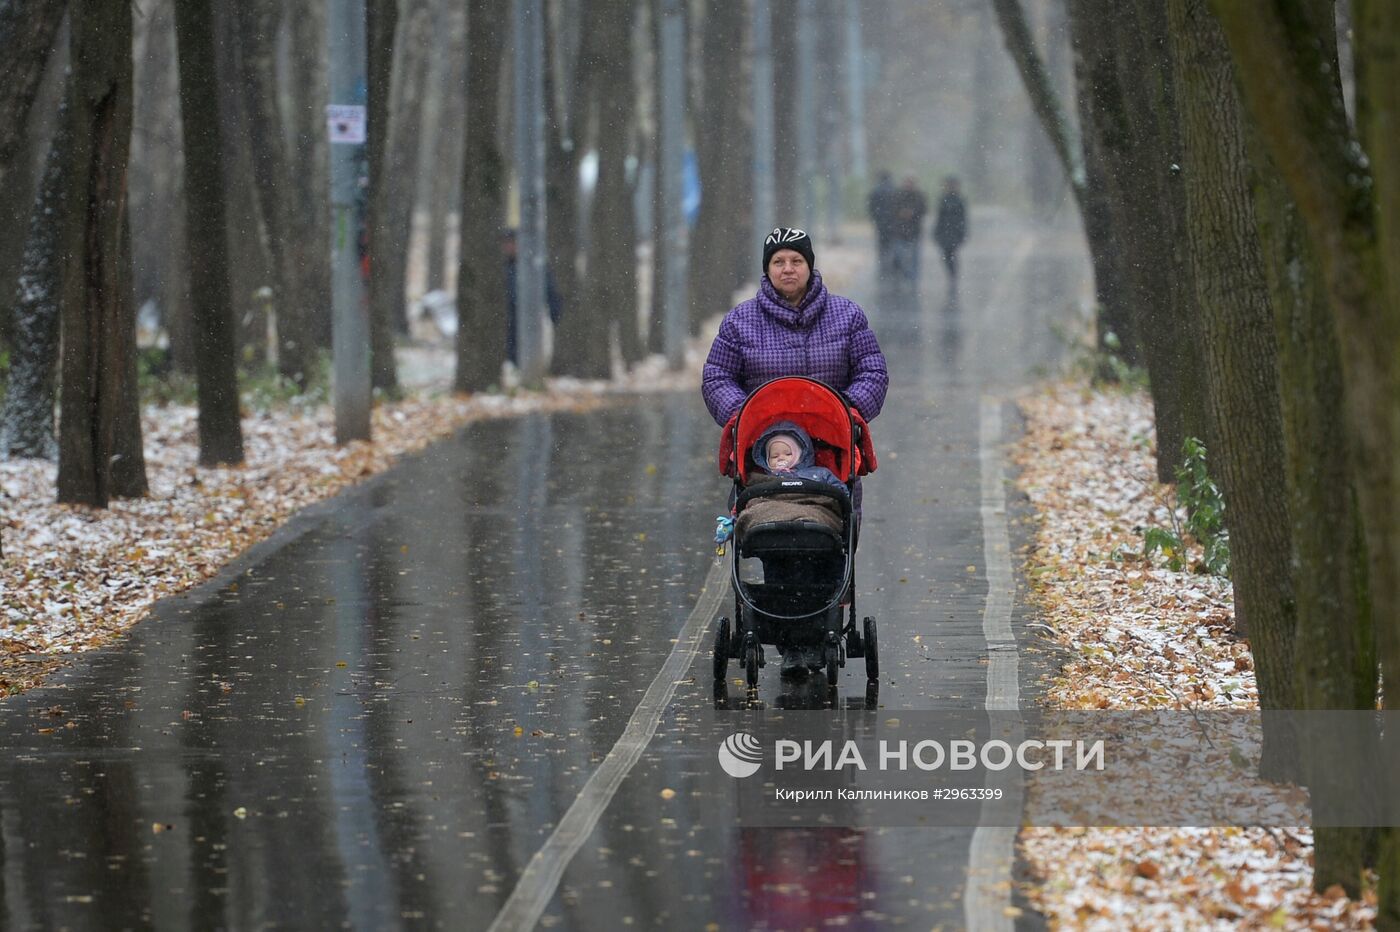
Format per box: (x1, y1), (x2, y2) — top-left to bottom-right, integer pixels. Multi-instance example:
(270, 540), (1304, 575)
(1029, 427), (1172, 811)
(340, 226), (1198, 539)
(990, 0), (1084, 194)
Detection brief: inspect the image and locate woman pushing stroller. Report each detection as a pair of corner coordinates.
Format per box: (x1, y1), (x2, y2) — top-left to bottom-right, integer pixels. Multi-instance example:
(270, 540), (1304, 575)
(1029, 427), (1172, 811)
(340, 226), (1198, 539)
(702, 227), (889, 678)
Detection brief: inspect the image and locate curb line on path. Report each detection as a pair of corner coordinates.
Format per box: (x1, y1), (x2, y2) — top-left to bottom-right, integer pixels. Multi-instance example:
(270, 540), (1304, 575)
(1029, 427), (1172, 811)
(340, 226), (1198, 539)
(964, 396), (1026, 932)
(486, 558), (729, 932)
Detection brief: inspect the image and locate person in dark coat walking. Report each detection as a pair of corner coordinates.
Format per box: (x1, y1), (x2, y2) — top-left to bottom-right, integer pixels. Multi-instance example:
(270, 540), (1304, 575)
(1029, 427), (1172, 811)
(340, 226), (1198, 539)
(932, 176), (969, 293)
(502, 229), (562, 366)
(866, 171), (897, 275)
(888, 176), (928, 286)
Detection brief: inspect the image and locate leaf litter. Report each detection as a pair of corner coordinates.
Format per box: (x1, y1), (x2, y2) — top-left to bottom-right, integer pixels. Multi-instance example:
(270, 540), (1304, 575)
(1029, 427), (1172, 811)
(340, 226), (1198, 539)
(1011, 379), (1376, 930)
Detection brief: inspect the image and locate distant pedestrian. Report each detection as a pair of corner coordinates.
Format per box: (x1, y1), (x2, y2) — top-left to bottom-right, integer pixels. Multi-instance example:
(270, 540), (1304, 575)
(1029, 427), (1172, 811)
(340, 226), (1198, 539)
(932, 176), (969, 293)
(502, 229), (562, 366)
(888, 176), (928, 286)
(866, 171), (897, 275)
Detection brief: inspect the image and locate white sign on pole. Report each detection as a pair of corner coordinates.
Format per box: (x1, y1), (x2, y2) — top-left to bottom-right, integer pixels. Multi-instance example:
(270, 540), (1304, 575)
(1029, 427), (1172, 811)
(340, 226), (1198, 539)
(326, 104), (367, 144)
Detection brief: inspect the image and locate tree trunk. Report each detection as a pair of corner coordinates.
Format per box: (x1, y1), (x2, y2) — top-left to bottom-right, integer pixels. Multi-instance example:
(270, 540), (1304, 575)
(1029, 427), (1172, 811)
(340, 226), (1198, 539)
(365, 0), (400, 392)
(1248, 108), (1377, 899)
(147, 0), (197, 378)
(454, 0), (508, 393)
(371, 0), (432, 365)
(164, 194), (196, 374)
(549, 0), (603, 379)
(287, 0), (334, 352)
(1168, 0), (1296, 776)
(554, 0), (634, 379)
(0, 110), (69, 460)
(235, 0), (315, 390)
(1125, 0), (1214, 463)
(1237, 9), (1377, 897)
(57, 0), (148, 505)
(1068, 0), (1213, 482)
(174, 0), (245, 466)
(0, 0), (67, 189)
(687, 1), (746, 335)
(108, 208), (146, 497)
(1352, 23), (1400, 903)
(390, 0), (434, 329)
(644, 0), (665, 359)
(1076, 156), (1132, 372)
(1212, 0), (1400, 915)
(0, 23), (66, 358)
(129, 0), (181, 345)
(131, 1), (194, 378)
(213, 4), (273, 368)
(544, 0), (587, 324)
(422, 1), (467, 294)
(1355, 0), (1399, 316)
(367, 0), (397, 207)
(0, 139), (38, 355)
(615, 0), (644, 366)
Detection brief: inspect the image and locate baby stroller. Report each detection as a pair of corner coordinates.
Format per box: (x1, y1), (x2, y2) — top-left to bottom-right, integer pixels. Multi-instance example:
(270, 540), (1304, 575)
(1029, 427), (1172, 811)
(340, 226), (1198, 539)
(712, 377), (879, 687)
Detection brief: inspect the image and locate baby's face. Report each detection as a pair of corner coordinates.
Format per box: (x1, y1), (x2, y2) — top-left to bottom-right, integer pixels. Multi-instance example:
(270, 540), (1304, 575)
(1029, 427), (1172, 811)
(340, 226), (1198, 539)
(766, 438), (798, 471)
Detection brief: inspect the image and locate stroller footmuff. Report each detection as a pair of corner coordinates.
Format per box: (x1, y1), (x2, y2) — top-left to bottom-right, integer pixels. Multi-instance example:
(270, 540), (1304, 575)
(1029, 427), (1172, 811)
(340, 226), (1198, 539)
(712, 377), (879, 688)
(740, 498), (845, 621)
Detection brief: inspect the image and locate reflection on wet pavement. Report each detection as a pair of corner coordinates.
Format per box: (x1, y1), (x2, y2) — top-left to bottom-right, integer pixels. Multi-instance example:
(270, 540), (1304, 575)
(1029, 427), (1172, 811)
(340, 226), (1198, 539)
(0, 398), (718, 928)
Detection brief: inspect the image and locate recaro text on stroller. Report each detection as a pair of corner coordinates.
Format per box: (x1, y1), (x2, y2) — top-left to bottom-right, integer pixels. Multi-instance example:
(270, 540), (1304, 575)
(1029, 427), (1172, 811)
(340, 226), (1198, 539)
(712, 377), (879, 687)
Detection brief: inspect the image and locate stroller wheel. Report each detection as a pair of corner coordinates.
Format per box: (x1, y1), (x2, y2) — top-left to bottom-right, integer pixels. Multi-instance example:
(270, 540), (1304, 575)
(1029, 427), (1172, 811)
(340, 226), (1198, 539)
(863, 617), (879, 681)
(745, 641), (760, 688)
(825, 643), (839, 687)
(712, 617), (730, 681)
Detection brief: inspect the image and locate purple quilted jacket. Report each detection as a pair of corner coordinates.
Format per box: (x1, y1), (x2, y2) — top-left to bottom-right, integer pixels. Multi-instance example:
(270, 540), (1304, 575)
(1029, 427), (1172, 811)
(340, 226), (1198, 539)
(701, 270), (889, 426)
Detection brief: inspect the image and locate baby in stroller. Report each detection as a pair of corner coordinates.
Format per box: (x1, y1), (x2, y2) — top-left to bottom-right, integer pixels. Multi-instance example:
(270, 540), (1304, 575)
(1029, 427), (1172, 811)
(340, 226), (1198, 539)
(747, 417), (868, 528)
(737, 420), (846, 545)
(751, 421), (846, 489)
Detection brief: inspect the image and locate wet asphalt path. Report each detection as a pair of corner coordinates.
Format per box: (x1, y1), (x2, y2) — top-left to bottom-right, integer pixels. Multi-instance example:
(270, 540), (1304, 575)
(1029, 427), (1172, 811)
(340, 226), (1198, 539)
(0, 213), (1088, 929)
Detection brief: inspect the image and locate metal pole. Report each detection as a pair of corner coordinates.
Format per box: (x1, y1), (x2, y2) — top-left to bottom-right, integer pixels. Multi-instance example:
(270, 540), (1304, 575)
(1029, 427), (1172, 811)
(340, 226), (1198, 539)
(328, 0), (371, 443)
(751, 0), (774, 257)
(796, 0), (818, 233)
(845, 0), (868, 183)
(513, 0), (547, 386)
(659, 0), (687, 369)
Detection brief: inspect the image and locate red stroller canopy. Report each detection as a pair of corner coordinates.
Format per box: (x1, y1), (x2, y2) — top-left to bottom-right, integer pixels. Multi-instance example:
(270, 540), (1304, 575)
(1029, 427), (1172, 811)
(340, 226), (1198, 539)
(733, 378), (855, 484)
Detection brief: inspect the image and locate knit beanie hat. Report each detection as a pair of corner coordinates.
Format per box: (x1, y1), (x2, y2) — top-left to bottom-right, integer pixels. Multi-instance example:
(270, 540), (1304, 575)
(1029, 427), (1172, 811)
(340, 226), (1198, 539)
(762, 227), (815, 274)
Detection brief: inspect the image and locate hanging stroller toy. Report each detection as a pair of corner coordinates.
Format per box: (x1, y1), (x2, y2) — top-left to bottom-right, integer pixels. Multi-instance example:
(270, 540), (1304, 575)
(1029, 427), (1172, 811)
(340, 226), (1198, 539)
(712, 376), (879, 687)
